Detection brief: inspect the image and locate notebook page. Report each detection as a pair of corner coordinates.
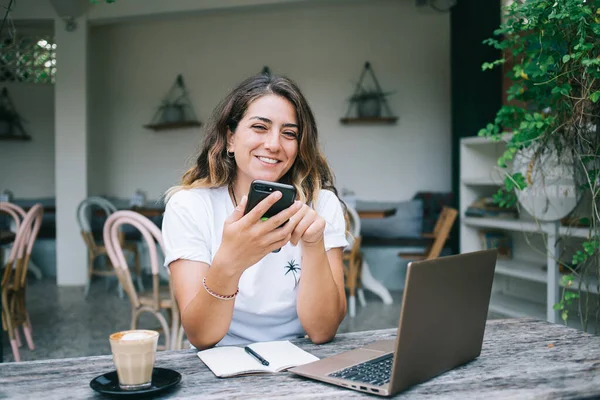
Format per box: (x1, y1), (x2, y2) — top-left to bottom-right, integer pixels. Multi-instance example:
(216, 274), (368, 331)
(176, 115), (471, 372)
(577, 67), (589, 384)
(248, 340), (319, 372)
(197, 346), (273, 377)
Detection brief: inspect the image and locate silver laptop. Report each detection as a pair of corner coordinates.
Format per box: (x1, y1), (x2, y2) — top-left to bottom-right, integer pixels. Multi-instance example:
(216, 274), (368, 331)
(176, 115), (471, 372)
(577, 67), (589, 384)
(289, 249), (498, 397)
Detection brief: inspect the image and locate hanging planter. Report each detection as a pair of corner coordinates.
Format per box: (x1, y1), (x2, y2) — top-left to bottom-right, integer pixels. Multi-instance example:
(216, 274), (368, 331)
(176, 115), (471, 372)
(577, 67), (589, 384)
(0, 87), (30, 141)
(512, 143), (580, 222)
(144, 74), (202, 131)
(341, 61), (397, 125)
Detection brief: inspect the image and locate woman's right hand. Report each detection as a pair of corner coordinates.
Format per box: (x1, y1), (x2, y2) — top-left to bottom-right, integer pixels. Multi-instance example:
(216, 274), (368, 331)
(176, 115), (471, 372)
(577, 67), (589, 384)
(213, 192), (303, 275)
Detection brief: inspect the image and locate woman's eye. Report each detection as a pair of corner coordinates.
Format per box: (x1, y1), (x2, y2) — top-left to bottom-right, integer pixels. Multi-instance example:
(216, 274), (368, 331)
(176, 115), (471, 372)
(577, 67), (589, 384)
(283, 131), (298, 138)
(252, 125), (267, 130)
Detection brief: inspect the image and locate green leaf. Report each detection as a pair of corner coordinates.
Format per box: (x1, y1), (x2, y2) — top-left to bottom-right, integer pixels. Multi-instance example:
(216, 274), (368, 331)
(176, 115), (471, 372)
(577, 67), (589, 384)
(590, 91), (600, 103)
(561, 274), (575, 286)
(553, 303), (563, 311)
(561, 311), (568, 322)
(565, 291), (579, 301)
(563, 54), (571, 63)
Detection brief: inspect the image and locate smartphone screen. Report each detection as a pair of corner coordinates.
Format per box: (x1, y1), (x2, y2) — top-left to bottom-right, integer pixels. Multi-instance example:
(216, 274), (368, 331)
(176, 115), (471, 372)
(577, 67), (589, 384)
(244, 180), (296, 220)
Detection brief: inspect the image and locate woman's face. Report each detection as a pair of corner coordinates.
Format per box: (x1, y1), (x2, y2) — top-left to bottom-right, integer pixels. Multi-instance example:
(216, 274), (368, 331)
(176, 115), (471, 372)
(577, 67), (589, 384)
(228, 94), (299, 190)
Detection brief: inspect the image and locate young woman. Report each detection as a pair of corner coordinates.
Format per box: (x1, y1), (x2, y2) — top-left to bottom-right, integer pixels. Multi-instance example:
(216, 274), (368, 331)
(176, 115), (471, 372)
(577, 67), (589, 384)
(162, 73), (348, 350)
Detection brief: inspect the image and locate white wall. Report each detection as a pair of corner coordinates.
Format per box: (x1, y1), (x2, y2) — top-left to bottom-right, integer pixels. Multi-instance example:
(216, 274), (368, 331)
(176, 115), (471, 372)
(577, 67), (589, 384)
(89, 0), (451, 202)
(0, 82), (55, 198)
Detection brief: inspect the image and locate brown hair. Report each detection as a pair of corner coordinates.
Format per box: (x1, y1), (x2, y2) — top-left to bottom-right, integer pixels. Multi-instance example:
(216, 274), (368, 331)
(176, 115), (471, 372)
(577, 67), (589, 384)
(165, 73), (341, 207)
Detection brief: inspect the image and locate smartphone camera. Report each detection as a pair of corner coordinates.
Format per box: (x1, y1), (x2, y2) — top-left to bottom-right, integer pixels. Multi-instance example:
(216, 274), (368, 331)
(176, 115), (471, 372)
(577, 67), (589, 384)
(255, 184), (273, 193)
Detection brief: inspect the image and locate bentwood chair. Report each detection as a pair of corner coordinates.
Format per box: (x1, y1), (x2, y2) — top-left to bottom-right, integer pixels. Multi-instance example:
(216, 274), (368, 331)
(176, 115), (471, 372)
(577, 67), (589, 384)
(1, 203), (43, 362)
(399, 206), (458, 261)
(77, 196), (142, 298)
(342, 203), (367, 318)
(103, 210), (182, 351)
(0, 202), (25, 271)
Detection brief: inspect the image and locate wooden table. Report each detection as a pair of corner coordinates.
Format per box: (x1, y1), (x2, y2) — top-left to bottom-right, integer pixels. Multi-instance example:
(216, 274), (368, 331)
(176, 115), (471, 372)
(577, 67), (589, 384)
(0, 230), (15, 245)
(1, 318), (599, 399)
(93, 203), (396, 220)
(130, 206), (396, 220)
(356, 207), (396, 219)
(130, 205), (164, 218)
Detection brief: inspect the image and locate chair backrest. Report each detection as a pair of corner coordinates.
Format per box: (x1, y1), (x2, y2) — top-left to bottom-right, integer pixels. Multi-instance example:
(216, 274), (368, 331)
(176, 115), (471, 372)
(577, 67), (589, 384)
(2, 203), (43, 288)
(425, 206), (458, 260)
(0, 201), (26, 225)
(77, 196), (117, 233)
(77, 196), (118, 253)
(0, 202), (25, 269)
(103, 210), (174, 311)
(342, 202), (360, 251)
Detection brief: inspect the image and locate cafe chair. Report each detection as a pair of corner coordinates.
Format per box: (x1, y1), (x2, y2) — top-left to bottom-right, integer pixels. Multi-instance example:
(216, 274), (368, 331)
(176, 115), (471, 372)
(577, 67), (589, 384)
(103, 210), (182, 351)
(342, 203), (368, 318)
(1, 203), (43, 362)
(0, 202), (25, 293)
(77, 196), (143, 298)
(399, 206), (458, 261)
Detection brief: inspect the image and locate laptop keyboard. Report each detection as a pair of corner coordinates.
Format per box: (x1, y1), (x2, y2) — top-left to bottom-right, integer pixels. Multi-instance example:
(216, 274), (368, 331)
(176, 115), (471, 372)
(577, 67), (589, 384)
(328, 353), (393, 386)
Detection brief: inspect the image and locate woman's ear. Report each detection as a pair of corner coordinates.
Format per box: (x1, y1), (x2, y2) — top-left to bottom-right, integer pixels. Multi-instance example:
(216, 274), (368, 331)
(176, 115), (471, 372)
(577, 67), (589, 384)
(226, 127), (234, 151)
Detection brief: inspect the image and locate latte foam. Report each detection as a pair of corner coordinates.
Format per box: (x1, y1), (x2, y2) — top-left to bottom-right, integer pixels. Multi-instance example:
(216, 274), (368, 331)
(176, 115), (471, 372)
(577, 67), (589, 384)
(121, 332), (154, 341)
(110, 330), (158, 341)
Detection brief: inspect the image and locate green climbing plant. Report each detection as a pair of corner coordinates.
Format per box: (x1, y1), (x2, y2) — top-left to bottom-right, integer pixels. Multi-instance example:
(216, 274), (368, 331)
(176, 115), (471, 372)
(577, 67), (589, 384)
(479, 0), (600, 332)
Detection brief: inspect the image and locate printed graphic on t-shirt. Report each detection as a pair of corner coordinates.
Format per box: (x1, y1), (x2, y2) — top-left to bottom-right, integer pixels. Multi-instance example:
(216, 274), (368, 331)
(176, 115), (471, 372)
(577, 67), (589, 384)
(284, 259), (301, 288)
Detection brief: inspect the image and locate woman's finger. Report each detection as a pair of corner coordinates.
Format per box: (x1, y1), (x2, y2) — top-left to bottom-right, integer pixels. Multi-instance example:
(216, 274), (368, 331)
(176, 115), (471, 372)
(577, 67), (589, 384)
(244, 191), (283, 224)
(290, 210), (317, 245)
(301, 217), (326, 245)
(263, 200), (303, 231)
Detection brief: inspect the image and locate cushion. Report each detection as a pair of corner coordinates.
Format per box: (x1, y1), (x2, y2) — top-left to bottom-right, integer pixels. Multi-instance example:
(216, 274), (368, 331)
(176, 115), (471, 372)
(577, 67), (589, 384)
(358, 199), (423, 239)
(412, 192), (454, 233)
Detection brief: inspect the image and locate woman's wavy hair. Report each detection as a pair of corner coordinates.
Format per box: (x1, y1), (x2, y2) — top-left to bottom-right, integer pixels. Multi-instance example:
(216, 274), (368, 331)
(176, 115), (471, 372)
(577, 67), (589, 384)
(165, 73), (342, 210)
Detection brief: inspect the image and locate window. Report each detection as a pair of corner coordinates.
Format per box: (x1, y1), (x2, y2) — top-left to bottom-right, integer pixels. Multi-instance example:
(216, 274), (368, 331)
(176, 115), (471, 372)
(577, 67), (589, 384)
(0, 35), (56, 84)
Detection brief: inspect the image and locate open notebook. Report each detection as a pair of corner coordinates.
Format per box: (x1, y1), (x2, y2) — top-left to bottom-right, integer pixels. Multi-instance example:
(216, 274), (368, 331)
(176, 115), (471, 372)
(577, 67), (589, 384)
(197, 340), (319, 378)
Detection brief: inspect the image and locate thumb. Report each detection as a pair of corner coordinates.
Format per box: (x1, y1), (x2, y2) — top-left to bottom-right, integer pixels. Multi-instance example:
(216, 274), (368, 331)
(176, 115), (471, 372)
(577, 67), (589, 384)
(228, 195), (248, 222)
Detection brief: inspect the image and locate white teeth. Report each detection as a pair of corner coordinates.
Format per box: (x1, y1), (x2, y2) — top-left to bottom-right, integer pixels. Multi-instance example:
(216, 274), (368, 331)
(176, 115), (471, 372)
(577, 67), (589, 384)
(258, 156), (279, 164)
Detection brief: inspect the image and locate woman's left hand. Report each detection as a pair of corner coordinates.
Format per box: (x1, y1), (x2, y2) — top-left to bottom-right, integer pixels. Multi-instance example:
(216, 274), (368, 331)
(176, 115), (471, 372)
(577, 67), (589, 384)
(288, 203), (326, 247)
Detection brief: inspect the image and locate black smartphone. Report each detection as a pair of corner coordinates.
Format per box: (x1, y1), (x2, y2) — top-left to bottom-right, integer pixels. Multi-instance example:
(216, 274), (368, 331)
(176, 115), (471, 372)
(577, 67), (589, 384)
(244, 180), (297, 253)
(244, 180), (297, 221)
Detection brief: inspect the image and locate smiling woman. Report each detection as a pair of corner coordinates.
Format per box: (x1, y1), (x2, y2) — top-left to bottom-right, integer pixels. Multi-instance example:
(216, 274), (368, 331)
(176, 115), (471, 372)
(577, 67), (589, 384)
(161, 73), (349, 350)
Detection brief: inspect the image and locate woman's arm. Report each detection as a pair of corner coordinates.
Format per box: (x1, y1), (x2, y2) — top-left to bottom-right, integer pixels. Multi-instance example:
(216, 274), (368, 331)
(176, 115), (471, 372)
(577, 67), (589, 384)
(170, 258), (242, 350)
(296, 242), (346, 344)
(288, 194), (347, 344)
(168, 193), (303, 349)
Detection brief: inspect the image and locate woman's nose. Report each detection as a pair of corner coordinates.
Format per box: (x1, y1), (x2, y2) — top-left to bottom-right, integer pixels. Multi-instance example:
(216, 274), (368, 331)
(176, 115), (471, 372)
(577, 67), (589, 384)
(263, 130), (281, 151)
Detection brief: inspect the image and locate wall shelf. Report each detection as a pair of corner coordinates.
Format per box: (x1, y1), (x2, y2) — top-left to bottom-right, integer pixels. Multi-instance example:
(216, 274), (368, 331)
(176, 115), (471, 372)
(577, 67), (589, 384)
(461, 134), (513, 146)
(340, 117), (398, 125)
(0, 135), (31, 141)
(463, 216), (544, 233)
(461, 177), (504, 186)
(489, 292), (546, 320)
(495, 259), (547, 284)
(143, 121), (202, 131)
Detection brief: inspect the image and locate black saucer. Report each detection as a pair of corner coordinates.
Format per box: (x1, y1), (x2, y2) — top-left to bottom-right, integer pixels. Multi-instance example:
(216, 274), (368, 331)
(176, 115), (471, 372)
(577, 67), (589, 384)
(90, 367), (181, 397)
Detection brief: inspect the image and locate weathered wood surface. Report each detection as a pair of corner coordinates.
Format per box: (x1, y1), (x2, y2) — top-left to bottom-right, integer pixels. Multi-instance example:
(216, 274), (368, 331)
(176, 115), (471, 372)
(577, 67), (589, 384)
(1, 318), (600, 399)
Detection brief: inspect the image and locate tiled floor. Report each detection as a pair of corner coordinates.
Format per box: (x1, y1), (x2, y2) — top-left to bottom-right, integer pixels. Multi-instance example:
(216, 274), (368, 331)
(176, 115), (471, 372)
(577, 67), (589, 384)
(2, 276), (503, 363)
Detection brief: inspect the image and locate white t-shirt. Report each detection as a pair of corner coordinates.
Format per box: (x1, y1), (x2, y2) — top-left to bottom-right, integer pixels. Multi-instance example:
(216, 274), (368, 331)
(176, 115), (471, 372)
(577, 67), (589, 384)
(162, 186), (348, 346)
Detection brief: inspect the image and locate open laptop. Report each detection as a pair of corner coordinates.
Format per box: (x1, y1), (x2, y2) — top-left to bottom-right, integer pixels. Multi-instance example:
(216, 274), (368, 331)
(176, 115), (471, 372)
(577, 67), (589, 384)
(289, 249), (497, 397)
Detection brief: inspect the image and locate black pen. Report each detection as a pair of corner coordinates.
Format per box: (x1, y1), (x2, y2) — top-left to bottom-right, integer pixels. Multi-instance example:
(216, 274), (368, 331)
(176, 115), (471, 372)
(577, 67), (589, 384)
(244, 346), (270, 366)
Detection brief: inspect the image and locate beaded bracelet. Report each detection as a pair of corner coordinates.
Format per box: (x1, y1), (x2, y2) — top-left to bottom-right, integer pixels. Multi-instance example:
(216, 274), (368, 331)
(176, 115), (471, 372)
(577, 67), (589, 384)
(202, 277), (239, 300)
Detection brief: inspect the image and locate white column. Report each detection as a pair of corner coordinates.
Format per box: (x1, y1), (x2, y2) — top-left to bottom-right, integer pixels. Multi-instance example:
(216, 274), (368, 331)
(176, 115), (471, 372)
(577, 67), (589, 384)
(54, 16), (88, 286)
